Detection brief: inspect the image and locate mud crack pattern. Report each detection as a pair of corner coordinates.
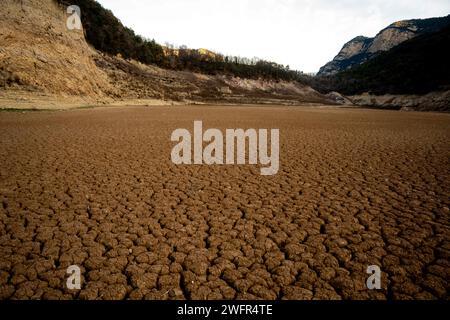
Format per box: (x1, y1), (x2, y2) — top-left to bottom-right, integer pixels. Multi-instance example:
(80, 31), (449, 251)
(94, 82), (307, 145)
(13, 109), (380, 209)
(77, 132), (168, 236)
(0, 106), (449, 300)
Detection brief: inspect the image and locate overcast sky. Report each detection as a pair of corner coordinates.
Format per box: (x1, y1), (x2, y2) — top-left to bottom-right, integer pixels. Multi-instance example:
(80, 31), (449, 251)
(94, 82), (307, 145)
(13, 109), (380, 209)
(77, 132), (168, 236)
(96, 0), (450, 73)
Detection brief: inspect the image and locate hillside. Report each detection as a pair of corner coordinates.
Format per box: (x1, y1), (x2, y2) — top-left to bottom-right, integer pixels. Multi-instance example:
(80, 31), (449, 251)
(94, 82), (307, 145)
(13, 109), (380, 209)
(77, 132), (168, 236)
(314, 25), (450, 96)
(318, 15), (450, 76)
(0, 0), (333, 109)
(309, 19), (450, 111)
(56, 0), (309, 83)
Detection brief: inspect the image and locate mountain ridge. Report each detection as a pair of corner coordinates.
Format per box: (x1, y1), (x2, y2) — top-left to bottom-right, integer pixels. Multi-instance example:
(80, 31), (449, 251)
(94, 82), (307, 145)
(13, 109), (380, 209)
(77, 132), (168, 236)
(318, 15), (450, 76)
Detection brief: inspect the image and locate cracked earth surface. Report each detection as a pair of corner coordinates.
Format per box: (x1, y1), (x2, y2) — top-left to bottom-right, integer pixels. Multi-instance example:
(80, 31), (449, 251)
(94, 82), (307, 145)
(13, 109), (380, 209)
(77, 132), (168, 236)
(0, 105), (449, 300)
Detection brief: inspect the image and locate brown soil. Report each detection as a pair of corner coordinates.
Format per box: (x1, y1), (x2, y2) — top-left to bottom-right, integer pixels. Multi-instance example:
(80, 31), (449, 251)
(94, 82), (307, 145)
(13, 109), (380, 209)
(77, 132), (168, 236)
(0, 105), (449, 300)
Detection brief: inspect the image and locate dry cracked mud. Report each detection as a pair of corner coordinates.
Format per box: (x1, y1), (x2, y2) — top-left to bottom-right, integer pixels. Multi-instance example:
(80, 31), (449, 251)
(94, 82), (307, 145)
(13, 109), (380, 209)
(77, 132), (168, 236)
(0, 105), (449, 300)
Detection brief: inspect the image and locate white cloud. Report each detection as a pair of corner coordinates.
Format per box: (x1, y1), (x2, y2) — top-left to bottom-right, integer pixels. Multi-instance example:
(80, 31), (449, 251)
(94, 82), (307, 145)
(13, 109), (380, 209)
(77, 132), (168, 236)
(95, 0), (450, 72)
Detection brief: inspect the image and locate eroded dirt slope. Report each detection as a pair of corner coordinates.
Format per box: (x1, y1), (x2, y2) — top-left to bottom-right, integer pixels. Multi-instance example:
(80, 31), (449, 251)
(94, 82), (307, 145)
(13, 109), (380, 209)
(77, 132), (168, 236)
(0, 0), (113, 97)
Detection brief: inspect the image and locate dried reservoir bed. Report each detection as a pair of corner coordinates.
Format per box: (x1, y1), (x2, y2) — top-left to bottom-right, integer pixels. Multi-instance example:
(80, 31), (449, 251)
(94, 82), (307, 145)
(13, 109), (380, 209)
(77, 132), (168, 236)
(0, 105), (449, 300)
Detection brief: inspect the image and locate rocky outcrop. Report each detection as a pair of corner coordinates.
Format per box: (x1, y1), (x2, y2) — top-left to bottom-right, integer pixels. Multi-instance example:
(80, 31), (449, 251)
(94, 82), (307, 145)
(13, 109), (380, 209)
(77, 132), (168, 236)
(325, 91), (353, 105)
(349, 91), (450, 112)
(318, 15), (450, 76)
(318, 36), (373, 76)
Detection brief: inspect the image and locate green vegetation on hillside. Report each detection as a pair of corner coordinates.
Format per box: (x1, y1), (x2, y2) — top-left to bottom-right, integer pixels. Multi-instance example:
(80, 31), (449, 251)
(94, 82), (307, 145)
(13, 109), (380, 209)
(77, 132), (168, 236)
(57, 0), (165, 65)
(56, 0), (449, 95)
(56, 0), (308, 83)
(312, 25), (450, 95)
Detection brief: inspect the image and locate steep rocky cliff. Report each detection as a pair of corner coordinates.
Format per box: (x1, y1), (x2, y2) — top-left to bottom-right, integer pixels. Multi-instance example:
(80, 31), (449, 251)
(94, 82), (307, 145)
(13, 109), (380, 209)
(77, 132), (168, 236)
(0, 0), (113, 97)
(318, 15), (450, 76)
